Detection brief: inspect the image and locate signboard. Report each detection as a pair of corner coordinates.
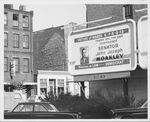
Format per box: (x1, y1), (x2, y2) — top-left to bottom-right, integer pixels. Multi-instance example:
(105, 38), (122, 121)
(74, 72), (130, 81)
(68, 20), (137, 75)
(138, 16), (148, 69)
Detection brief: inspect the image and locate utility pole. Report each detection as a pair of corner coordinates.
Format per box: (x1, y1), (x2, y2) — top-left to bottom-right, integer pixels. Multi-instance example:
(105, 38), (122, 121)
(123, 78), (129, 106)
(80, 82), (85, 98)
(122, 5), (133, 106)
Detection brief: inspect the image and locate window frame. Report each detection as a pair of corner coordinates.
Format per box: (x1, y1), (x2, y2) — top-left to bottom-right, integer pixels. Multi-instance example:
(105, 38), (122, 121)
(34, 104), (47, 112)
(4, 57), (8, 72)
(4, 12), (8, 25)
(23, 35), (29, 49)
(23, 15), (29, 28)
(13, 33), (19, 48)
(4, 32), (8, 47)
(13, 13), (19, 27)
(13, 57), (20, 73)
(23, 58), (29, 73)
(13, 104), (24, 112)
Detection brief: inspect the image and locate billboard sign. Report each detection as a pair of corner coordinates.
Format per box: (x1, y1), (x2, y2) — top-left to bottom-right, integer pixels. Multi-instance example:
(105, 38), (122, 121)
(138, 16), (148, 69)
(68, 20), (137, 75)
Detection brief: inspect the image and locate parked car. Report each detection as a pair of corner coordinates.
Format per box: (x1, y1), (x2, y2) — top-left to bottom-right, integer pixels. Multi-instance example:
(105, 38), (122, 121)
(111, 101), (147, 119)
(4, 102), (81, 119)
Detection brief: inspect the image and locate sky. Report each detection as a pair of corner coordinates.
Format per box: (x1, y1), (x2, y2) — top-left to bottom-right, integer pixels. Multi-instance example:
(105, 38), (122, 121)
(14, 4), (86, 31)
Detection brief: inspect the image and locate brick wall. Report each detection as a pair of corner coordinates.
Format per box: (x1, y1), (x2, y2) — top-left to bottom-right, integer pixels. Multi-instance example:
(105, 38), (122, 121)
(86, 4), (147, 27)
(4, 7), (34, 84)
(33, 26), (67, 74)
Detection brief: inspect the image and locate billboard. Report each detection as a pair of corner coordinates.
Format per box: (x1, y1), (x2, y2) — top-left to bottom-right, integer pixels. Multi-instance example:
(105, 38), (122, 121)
(68, 20), (137, 75)
(138, 16), (148, 69)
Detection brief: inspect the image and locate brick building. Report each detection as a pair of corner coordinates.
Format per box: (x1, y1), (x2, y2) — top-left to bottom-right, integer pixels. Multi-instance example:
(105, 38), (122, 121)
(33, 23), (85, 96)
(83, 4), (147, 103)
(4, 4), (36, 98)
(33, 26), (66, 73)
(33, 22), (85, 74)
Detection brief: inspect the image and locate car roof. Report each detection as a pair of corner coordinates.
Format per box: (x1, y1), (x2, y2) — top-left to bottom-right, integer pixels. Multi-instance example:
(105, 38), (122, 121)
(18, 102), (51, 104)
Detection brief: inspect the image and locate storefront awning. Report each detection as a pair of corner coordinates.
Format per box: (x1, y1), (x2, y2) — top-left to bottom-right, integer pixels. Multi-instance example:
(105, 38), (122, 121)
(24, 82), (38, 85)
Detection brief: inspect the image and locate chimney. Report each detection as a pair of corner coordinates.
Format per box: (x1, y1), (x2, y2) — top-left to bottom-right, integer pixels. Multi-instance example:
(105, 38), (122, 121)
(123, 4), (133, 19)
(4, 4), (13, 9)
(19, 5), (26, 11)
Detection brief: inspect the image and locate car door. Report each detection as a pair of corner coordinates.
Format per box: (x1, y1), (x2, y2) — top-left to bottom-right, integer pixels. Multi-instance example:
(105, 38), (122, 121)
(32, 104), (73, 119)
(32, 103), (55, 119)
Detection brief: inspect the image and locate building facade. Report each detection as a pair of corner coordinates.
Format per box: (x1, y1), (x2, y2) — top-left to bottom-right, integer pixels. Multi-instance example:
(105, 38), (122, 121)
(84, 4), (147, 103)
(4, 4), (36, 98)
(33, 23), (85, 97)
(37, 70), (80, 97)
(33, 26), (66, 73)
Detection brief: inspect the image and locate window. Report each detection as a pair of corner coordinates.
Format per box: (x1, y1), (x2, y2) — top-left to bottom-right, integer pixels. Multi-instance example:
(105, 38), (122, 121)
(23, 35), (29, 48)
(20, 105), (33, 112)
(13, 14), (19, 26)
(57, 79), (64, 87)
(13, 57), (19, 73)
(4, 57), (8, 72)
(4, 13), (8, 25)
(13, 104), (24, 112)
(34, 104), (47, 112)
(13, 34), (19, 48)
(43, 103), (57, 111)
(40, 79), (47, 88)
(4, 32), (8, 47)
(23, 15), (29, 27)
(23, 58), (29, 73)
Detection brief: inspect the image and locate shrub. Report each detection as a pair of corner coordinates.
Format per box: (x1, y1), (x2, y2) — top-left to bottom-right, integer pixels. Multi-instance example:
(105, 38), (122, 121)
(42, 92), (143, 119)
(43, 92), (112, 118)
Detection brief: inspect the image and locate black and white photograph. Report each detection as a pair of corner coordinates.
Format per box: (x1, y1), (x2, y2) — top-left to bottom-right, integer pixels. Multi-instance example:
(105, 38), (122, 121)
(0, 0), (149, 121)
(80, 46), (89, 65)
